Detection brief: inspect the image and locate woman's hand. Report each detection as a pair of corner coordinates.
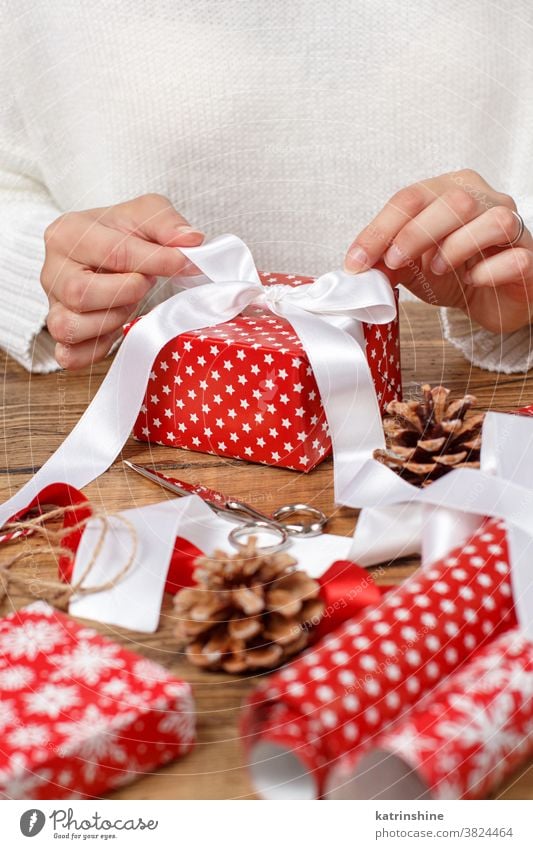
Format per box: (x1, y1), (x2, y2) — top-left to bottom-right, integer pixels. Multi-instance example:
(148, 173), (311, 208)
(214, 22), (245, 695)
(41, 193), (204, 369)
(344, 170), (533, 334)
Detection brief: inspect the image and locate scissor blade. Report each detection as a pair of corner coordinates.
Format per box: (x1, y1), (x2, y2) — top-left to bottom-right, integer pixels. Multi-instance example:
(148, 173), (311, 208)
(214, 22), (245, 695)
(123, 461), (228, 507)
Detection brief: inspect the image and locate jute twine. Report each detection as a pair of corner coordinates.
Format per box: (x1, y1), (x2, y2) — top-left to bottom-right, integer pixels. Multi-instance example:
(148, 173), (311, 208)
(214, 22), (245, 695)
(0, 503), (137, 611)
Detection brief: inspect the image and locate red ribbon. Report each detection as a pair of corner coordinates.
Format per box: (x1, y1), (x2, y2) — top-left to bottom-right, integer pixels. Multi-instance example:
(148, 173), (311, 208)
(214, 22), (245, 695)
(0, 482), (92, 582)
(313, 559), (390, 641)
(2, 484), (388, 636)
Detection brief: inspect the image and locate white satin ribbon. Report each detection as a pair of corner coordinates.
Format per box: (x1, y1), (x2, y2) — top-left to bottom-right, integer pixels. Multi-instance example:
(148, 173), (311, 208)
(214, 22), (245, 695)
(347, 411), (533, 637)
(69, 493), (353, 632)
(0, 234), (395, 527)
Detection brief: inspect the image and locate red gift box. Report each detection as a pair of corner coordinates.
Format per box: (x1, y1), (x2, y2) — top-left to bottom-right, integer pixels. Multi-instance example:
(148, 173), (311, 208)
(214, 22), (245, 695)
(129, 272), (401, 471)
(0, 602), (195, 799)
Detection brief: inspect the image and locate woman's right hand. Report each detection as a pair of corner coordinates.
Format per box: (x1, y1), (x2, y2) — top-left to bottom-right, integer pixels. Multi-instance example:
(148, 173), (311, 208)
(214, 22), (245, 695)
(41, 193), (204, 369)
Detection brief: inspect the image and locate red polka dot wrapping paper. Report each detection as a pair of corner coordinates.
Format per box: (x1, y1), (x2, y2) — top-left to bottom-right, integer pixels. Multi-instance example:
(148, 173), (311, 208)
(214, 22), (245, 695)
(0, 602), (195, 799)
(241, 518), (517, 798)
(128, 272), (401, 471)
(327, 627), (533, 800)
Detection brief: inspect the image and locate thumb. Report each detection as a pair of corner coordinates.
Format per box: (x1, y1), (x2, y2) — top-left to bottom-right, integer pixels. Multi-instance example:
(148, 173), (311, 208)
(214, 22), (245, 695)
(122, 193), (205, 248)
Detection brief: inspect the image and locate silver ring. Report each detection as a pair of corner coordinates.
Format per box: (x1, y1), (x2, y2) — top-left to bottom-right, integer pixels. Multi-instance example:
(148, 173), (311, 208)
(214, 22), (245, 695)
(228, 520), (290, 555)
(272, 503), (328, 537)
(497, 210), (525, 247)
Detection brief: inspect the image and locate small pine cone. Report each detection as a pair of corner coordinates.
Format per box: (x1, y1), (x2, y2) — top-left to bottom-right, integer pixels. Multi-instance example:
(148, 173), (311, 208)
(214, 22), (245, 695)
(173, 536), (324, 673)
(373, 384), (485, 487)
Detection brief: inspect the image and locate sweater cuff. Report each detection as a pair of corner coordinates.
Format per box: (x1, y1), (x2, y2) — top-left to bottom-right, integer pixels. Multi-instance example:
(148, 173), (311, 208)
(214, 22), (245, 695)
(441, 307), (533, 374)
(0, 204), (60, 373)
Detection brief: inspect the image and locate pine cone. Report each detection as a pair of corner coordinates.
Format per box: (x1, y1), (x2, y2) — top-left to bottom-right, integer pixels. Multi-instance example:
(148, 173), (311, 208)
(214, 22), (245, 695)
(373, 384), (484, 487)
(173, 537), (324, 673)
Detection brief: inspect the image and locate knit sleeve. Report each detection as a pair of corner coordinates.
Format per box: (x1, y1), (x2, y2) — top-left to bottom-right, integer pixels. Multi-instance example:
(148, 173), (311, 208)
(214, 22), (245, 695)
(0, 70), (62, 373)
(442, 195), (533, 374)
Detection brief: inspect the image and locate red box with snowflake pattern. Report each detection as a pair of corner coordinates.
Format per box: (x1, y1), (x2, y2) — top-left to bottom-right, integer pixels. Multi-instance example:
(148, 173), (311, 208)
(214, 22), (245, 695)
(0, 602), (195, 800)
(129, 272), (401, 471)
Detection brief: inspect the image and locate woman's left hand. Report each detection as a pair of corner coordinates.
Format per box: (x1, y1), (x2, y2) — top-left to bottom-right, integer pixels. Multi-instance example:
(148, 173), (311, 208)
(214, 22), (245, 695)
(344, 169), (533, 333)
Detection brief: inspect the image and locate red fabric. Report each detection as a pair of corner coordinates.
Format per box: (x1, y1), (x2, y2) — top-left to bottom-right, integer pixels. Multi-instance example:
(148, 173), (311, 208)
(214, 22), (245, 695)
(0, 602), (195, 800)
(127, 271), (401, 471)
(241, 518), (516, 796)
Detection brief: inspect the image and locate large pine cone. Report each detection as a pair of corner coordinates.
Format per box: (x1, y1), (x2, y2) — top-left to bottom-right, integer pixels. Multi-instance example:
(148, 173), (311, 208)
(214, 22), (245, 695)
(173, 537), (324, 673)
(373, 384), (484, 487)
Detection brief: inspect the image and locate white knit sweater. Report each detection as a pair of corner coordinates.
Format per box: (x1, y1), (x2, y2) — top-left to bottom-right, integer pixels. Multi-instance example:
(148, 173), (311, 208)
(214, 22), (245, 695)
(1, 0), (533, 373)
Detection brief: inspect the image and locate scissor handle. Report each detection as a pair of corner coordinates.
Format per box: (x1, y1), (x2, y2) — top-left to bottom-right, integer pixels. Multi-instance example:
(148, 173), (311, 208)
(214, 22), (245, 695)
(272, 503), (328, 537)
(225, 499), (276, 527)
(228, 521), (290, 555)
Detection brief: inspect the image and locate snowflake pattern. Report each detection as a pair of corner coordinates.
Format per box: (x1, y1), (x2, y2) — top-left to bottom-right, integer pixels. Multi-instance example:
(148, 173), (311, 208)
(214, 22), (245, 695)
(379, 627), (533, 800)
(130, 272), (401, 470)
(0, 604), (195, 799)
(157, 692), (196, 745)
(0, 665), (35, 691)
(24, 684), (81, 719)
(242, 518), (523, 798)
(0, 619), (64, 660)
(0, 753), (52, 800)
(49, 639), (125, 685)
(56, 704), (132, 782)
(0, 699), (17, 732)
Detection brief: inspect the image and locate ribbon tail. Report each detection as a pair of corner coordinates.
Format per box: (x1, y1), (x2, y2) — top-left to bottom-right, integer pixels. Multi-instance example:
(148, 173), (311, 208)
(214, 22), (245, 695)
(281, 305), (386, 504)
(0, 280), (260, 529)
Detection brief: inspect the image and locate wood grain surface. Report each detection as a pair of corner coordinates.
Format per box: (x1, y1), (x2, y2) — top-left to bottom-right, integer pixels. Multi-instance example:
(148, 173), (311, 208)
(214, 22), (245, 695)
(0, 301), (531, 799)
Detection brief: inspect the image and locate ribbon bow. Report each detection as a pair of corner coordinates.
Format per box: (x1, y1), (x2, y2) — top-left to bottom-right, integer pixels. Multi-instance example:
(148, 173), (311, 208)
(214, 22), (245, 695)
(0, 234), (396, 528)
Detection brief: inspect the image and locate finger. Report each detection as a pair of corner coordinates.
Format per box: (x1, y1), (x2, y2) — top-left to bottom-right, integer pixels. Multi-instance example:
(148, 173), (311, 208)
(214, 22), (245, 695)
(55, 331), (121, 371)
(47, 302), (135, 345)
(463, 248), (533, 288)
(379, 189), (480, 271)
(42, 257), (157, 311)
(344, 183), (435, 272)
(52, 216), (195, 277)
(98, 193), (205, 247)
(431, 207), (533, 274)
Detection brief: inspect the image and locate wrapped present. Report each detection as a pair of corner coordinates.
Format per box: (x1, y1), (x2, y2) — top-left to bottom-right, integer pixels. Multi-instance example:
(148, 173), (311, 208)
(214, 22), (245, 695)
(241, 517), (516, 799)
(327, 628), (533, 800)
(0, 235), (399, 531)
(0, 602), (195, 799)
(128, 271), (401, 471)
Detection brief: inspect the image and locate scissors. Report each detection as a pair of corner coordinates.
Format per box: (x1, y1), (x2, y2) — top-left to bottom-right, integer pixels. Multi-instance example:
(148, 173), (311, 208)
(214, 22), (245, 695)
(124, 461), (328, 554)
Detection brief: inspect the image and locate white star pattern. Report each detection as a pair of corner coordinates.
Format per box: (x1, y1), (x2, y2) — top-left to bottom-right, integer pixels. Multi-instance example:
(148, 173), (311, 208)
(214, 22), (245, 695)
(132, 273), (400, 469)
(244, 516), (517, 800)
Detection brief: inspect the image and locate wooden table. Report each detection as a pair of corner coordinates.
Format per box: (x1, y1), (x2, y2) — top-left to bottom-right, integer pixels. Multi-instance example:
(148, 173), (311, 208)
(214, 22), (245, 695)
(1, 301), (532, 799)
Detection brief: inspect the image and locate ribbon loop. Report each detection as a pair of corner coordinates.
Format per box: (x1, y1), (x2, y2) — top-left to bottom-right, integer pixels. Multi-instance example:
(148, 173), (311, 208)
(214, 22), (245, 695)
(0, 234), (396, 527)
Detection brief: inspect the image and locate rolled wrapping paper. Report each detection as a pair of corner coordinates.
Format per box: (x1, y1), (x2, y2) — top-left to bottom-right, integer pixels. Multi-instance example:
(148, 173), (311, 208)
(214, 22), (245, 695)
(241, 517), (516, 799)
(326, 628), (533, 800)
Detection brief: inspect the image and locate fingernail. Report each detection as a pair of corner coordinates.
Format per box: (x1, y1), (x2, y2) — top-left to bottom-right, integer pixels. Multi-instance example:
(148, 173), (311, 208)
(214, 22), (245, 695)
(344, 245), (369, 273)
(384, 244), (407, 269)
(55, 343), (70, 367)
(176, 225), (204, 239)
(147, 275), (158, 286)
(430, 253), (449, 275)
